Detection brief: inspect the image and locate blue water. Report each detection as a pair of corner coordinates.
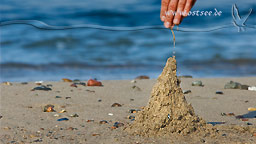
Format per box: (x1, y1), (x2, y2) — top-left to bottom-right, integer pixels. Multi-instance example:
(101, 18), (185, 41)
(1, 0), (256, 82)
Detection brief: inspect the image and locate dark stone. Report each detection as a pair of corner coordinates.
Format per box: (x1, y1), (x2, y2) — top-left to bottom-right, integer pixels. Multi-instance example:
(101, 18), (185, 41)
(178, 75), (193, 78)
(216, 91), (224, 95)
(55, 96), (62, 98)
(57, 118), (69, 121)
(113, 122), (124, 128)
(32, 85), (52, 91)
(183, 90), (192, 94)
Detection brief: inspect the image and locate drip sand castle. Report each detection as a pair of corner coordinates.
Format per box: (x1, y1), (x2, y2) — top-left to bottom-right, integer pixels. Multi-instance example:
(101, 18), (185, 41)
(126, 57), (217, 137)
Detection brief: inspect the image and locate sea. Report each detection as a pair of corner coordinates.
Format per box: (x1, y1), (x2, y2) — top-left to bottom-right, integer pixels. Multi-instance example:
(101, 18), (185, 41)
(1, 0), (256, 82)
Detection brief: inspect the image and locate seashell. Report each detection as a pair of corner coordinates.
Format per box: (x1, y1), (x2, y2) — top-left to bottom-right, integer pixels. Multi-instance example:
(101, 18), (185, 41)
(62, 78), (73, 82)
(248, 107), (256, 111)
(87, 79), (102, 86)
(43, 105), (55, 112)
(99, 120), (108, 124)
(111, 103), (122, 107)
(135, 75), (150, 80)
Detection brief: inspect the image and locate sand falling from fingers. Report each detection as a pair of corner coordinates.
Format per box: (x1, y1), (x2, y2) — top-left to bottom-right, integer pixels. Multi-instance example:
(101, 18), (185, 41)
(126, 30), (217, 137)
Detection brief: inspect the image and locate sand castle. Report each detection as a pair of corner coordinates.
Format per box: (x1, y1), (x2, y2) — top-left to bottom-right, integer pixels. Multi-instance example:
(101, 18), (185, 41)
(127, 57), (215, 137)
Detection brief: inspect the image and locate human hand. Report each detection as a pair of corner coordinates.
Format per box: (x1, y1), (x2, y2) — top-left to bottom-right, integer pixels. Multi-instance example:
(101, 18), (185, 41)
(160, 0), (197, 28)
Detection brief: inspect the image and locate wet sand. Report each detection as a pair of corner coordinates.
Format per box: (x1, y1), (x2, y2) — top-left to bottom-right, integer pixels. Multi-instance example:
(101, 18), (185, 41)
(0, 77), (256, 143)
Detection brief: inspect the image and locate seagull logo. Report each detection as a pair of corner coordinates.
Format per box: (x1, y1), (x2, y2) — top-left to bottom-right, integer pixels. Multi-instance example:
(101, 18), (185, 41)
(232, 4), (253, 32)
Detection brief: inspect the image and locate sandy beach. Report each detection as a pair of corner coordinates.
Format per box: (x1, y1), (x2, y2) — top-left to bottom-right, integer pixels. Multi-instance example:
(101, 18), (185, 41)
(1, 77), (256, 143)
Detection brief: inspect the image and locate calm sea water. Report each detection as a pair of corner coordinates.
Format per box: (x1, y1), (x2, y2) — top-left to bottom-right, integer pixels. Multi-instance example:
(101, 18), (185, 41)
(1, 0), (256, 82)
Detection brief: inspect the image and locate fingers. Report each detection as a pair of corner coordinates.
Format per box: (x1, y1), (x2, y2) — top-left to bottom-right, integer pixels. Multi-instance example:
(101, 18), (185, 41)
(160, 0), (170, 22)
(183, 0), (196, 16)
(173, 0), (186, 25)
(164, 0), (179, 28)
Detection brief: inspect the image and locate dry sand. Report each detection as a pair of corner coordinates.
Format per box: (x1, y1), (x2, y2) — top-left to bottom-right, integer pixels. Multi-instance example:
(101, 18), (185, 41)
(1, 76), (256, 143)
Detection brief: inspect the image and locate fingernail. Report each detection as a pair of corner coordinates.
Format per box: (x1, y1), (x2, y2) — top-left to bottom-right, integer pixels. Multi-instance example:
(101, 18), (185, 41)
(161, 16), (166, 21)
(164, 22), (170, 28)
(173, 19), (179, 24)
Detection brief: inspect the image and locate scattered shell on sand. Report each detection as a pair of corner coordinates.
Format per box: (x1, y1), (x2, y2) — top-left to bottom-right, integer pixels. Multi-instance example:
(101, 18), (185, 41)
(59, 109), (66, 113)
(62, 78), (73, 82)
(111, 103), (122, 107)
(248, 107), (256, 111)
(108, 113), (113, 116)
(99, 120), (108, 124)
(43, 105), (55, 112)
(3, 82), (12, 85)
(129, 109), (140, 113)
(135, 75), (150, 80)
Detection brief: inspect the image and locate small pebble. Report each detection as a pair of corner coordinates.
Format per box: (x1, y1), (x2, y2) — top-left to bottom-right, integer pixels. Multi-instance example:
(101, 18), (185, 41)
(130, 99), (134, 101)
(113, 122), (124, 128)
(62, 78), (72, 82)
(86, 89), (95, 93)
(98, 99), (102, 102)
(92, 134), (100, 136)
(73, 79), (80, 82)
(74, 82), (86, 86)
(128, 115), (135, 120)
(216, 91), (223, 95)
(108, 113), (113, 116)
(135, 75), (149, 80)
(183, 90), (191, 94)
(57, 118), (69, 121)
(131, 80), (136, 83)
(53, 114), (60, 117)
(66, 97), (71, 99)
(191, 81), (203, 86)
(221, 113), (226, 116)
(70, 83), (77, 88)
(178, 75), (193, 78)
(70, 114), (79, 117)
(241, 118), (249, 121)
(247, 122), (253, 125)
(55, 96), (62, 98)
(99, 120), (108, 124)
(132, 85), (141, 91)
(21, 82), (28, 85)
(87, 120), (94, 122)
(0, 115), (2, 119)
(111, 103), (122, 107)
(207, 122), (225, 126)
